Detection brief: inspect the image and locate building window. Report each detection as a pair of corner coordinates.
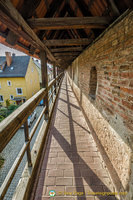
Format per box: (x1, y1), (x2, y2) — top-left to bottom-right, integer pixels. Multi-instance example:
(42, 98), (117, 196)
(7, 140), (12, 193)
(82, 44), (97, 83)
(7, 81), (12, 86)
(31, 67), (34, 72)
(16, 88), (23, 95)
(0, 95), (4, 102)
(10, 95), (14, 100)
(0, 83), (1, 89)
(89, 67), (97, 100)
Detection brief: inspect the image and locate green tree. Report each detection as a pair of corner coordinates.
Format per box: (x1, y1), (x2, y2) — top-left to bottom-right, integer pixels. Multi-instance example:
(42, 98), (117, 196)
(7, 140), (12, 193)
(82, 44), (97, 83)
(6, 99), (10, 107)
(0, 115), (4, 122)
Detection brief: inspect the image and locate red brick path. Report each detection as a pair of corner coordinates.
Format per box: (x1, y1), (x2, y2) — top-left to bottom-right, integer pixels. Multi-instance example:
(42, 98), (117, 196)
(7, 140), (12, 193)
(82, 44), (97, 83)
(32, 75), (117, 200)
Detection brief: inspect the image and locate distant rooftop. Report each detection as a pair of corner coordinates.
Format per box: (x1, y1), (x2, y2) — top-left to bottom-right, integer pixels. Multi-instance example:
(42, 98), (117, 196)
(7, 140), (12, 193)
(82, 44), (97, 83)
(33, 59), (53, 73)
(0, 55), (30, 78)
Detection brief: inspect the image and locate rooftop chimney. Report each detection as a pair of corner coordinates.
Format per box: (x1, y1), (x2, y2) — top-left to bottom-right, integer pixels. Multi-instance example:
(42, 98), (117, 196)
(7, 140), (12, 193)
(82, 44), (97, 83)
(12, 53), (15, 57)
(5, 52), (12, 67)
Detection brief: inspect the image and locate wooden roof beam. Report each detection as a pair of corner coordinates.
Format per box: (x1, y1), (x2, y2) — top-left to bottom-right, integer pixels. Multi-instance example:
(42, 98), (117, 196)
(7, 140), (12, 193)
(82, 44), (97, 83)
(74, 0), (91, 16)
(0, 0), (58, 65)
(53, 52), (80, 56)
(50, 47), (83, 53)
(108, 0), (120, 17)
(37, 0), (64, 40)
(44, 38), (92, 46)
(28, 17), (111, 30)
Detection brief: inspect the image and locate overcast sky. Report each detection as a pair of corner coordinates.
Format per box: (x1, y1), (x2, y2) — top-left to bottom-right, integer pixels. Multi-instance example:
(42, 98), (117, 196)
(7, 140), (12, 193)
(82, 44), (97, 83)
(0, 43), (52, 66)
(0, 43), (26, 56)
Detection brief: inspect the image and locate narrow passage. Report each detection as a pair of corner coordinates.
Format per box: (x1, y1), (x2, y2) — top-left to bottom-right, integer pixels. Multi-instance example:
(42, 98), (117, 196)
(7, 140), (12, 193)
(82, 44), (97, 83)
(32, 75), (116, 200)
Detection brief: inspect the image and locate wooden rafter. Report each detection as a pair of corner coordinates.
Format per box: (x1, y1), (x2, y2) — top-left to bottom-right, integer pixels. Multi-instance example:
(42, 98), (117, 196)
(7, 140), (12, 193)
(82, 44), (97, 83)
(44, 0), (63, 18)
(42, 3), (88, 40)
(43, 38), (91, 46)
(108, 0), (120, 17)
(0, 0), (58, 64)
(5, 0), (41, 47)
(28, 17), (110, 30)
(19, 0), (41, 19)
(74, 0), (92, 16)
(53, 52), (80, 56)
(69, 1), (95, 38)
(0, 9), (38, 49)
(50, 47), (83, 52)
(37, 0), (64, 40)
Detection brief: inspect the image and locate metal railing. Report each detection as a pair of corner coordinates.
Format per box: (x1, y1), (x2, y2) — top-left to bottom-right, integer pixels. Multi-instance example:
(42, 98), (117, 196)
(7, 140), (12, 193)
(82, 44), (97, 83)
(0, 72), (64, 199)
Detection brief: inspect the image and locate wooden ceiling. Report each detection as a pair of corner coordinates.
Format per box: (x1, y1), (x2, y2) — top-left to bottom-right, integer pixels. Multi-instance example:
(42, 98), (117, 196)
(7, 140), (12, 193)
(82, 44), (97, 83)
(0, 0), (132, 68)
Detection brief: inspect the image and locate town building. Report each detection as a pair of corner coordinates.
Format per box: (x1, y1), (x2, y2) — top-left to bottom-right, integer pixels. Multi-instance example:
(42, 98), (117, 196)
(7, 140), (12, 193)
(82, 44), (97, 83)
(33, 59), (53, 86)
(0, 52), (40, 106)
(0, 1), (133, 200)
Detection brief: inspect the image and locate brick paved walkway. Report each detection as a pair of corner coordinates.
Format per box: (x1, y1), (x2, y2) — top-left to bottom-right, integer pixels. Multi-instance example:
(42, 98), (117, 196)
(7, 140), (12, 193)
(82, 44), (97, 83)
(32, 75), (117, 200)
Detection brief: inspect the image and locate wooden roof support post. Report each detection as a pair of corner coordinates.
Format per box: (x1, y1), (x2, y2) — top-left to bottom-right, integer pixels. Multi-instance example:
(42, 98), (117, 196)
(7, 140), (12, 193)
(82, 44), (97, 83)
(53, 62), (56, 95)
(40, 51), (49, 120)
(57, 66), (60, 76)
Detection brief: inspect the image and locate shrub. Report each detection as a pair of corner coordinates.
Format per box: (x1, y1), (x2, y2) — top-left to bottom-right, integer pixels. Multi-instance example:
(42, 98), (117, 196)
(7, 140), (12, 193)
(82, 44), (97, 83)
(6, 99), (10, 107)
(8, 104), (18, 110)
(0, 107), (8, 117)
(0, 115), (5, 122)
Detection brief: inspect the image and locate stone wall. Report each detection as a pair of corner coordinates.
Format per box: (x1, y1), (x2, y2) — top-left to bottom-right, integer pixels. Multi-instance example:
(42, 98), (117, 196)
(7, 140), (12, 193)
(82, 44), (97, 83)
(67, 10), (133, 200)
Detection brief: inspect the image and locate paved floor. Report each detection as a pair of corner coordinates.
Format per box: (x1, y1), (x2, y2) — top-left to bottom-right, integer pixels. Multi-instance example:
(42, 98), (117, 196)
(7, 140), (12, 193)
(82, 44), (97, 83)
(32, 75), (117, 200)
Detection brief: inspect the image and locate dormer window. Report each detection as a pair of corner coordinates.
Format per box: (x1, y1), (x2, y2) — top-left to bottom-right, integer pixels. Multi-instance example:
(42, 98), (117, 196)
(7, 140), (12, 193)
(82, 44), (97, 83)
(7, 81), (12, 86)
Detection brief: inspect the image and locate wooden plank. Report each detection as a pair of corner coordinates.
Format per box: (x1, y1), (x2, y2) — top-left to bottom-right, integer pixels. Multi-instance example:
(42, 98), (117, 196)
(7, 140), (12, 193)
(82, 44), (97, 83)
(0, 0), (58, 64)
(44, 38), (91, 46)
(56, 56), (77, 59)
(53, 52), (80, 56)
(0, 89), (46, 153)
(50, 47), (83, 52)
(27, 16), (111, 30)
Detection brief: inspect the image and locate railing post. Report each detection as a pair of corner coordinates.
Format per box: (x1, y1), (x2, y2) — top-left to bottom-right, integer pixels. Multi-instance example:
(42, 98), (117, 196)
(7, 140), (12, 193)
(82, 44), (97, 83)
(40, 51), (49, 120)
(24, 120), (32, 167)
(51, 86), (53, 103)
(53, 62), (56, 95)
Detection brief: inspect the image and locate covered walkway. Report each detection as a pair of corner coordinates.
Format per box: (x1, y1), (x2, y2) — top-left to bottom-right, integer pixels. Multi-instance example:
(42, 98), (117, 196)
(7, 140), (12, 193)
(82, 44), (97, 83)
(31, 75), (116, 200)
